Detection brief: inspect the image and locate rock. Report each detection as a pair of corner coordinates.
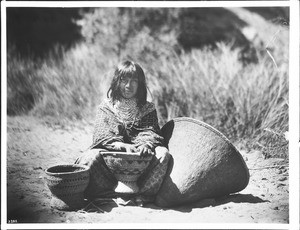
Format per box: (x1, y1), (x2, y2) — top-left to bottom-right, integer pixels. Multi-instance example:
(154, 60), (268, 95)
(278, 177), (287, 182)
(277, 183), (286, 188)
(33, 166), (43, 170)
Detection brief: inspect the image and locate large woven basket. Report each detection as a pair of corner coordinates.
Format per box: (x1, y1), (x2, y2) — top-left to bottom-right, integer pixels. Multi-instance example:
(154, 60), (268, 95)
(155, 117), (249, 207)
(45, 164), (90, 210)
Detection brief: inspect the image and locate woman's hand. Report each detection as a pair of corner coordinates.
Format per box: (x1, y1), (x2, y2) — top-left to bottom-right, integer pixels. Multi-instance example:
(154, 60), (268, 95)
(136, 144), (154, 157)
(109, 142), (138, 153)
(123, 143), (138, 153)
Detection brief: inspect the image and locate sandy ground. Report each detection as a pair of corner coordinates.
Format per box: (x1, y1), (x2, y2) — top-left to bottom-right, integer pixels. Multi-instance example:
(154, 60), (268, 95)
(5, 116), (289, 225)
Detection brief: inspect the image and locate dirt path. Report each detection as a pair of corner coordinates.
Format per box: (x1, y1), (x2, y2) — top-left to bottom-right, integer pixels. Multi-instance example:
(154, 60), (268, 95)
(5, 116), (288, 224)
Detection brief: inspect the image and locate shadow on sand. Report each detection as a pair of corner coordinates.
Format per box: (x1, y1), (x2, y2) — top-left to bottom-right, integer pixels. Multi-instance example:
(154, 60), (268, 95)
(144, 193), (268, 213)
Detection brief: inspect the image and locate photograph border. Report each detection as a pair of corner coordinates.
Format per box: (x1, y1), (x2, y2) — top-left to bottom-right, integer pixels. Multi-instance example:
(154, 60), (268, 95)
(1, 1), (298, 229)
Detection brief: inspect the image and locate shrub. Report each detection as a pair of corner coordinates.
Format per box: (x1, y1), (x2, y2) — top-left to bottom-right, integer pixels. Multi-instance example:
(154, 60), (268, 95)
(7, 46), (43, 115)
(145, 43), (288, 157)
(7, 8), (289, 158)
(31, 43), (116, 120)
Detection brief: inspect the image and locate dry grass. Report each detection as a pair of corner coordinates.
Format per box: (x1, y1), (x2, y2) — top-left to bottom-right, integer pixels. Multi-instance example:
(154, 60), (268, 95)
(146, 44), (288, 147)
(7, 41), (288, 158)
(7, 8), (289, 158)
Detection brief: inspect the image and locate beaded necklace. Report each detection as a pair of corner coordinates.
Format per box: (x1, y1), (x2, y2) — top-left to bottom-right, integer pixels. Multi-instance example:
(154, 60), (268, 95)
(113, 98), (140, 125)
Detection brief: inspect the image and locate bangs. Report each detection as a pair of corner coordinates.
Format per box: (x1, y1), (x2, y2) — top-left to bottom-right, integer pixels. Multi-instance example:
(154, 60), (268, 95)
(118, 65), (139, 80)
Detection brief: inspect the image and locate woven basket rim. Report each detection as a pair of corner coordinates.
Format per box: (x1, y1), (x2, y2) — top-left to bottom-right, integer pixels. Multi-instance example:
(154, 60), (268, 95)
(101, 151), (152, 159)
(45, 164), (89, 175)
(162, 117), (234, 147)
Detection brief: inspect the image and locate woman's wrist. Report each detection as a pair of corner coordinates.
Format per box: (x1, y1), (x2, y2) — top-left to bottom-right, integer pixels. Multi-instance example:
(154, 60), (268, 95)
(112, 142), (125, 149)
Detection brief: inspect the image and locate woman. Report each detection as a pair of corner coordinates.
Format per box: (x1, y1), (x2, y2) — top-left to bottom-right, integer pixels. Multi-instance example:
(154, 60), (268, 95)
(76, 60), (170, 204)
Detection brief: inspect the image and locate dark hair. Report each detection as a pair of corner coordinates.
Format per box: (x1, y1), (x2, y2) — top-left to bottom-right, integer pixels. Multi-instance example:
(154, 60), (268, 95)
(107, 60), (147, 107)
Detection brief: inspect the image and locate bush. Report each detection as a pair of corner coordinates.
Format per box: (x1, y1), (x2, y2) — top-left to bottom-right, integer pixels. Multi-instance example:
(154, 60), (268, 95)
(7, 46), (43, 115)
(7, 8), (289, 158)
(146, 43), (288, 157)
(31, 43), (116, 120)
(7, 43), (116, 120)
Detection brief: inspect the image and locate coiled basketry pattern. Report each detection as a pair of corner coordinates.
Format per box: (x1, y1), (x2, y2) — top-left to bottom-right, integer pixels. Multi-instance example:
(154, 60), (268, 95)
(45, 164), (90, 210)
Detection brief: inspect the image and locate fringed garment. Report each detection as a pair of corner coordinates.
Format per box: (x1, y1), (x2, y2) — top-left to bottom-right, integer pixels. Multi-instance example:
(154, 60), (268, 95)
(75, 98), (170, 203)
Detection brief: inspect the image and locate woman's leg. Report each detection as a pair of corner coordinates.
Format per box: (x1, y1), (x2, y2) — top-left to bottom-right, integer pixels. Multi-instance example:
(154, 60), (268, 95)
(138, 146), (171, 197)
(75, 149), (117, 199)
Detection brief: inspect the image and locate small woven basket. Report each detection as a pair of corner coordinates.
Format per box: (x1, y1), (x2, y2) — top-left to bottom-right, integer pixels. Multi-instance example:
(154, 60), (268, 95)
(45, 164), (90, 211)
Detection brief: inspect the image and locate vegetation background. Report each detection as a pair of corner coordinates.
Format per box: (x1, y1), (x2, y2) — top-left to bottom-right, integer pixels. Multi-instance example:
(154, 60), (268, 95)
(7, 7), (289, 158)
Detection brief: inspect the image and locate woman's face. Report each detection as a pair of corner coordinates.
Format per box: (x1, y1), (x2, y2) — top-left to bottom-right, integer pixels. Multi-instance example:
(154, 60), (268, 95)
(119, 75), (138, 99)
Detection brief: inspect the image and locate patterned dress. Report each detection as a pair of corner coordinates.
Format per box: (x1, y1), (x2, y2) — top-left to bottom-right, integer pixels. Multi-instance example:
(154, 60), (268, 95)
(91, 98), (164, 150)
(75, 98), (170, 201)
